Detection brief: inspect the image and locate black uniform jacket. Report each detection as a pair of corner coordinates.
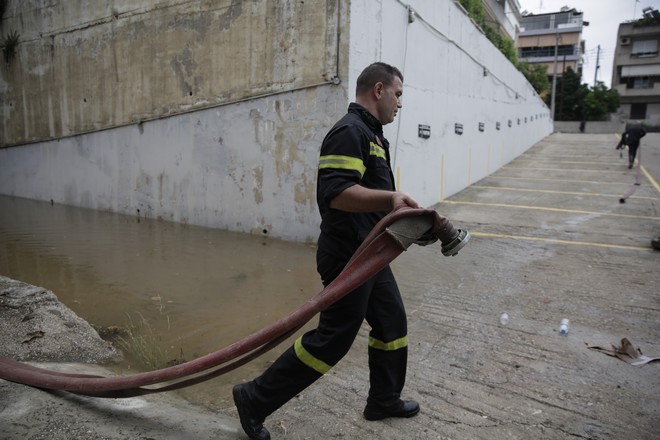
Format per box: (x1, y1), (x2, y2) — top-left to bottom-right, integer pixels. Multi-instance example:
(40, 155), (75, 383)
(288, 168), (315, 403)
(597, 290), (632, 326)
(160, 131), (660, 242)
(316, 103), (396, 260)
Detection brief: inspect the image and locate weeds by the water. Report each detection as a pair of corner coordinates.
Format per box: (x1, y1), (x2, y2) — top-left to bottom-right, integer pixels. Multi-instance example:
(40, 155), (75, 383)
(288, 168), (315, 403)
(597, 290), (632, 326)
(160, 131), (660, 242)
(116, 312), (183, 371)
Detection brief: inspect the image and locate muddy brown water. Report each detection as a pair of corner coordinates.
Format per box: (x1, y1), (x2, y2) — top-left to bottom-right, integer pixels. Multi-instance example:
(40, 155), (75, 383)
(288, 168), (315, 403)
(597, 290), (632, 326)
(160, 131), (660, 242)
(0, 194), (322, 408)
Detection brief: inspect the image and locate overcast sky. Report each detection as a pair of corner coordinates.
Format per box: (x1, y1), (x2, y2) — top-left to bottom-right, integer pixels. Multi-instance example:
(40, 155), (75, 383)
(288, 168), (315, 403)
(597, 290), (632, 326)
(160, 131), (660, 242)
(517, 0), (660, 88)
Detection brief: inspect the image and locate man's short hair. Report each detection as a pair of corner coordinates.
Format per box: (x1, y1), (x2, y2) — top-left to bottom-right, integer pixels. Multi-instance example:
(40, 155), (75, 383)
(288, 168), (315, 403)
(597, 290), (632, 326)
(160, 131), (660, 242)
(356, 62), (403, 95)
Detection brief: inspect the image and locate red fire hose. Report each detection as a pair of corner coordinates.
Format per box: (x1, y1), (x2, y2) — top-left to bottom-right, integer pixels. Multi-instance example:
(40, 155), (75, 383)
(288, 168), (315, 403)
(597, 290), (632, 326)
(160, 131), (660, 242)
(0, 207), (469, 398)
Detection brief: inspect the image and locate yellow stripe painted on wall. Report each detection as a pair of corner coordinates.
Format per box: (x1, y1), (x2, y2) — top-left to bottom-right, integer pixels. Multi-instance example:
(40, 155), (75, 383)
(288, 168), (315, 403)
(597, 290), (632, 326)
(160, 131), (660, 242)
(396, 166), (401, 191)
(440, 154), (445, 201)
(468, 148), (472, 186)
(487, 144), (492, 173)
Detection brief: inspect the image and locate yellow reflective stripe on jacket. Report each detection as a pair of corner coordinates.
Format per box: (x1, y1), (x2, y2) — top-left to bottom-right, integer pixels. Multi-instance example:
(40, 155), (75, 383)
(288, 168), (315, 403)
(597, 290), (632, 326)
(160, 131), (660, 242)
(368, 335), (408, 351)
(318, 154), (366, 176)
(294, 336), (332, 374)
(369, 142), (386, 160)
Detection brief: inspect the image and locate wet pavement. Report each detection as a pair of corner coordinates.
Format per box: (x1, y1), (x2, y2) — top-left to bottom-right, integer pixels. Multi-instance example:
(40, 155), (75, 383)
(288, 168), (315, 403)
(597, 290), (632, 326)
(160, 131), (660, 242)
(1, 132), (659, 439)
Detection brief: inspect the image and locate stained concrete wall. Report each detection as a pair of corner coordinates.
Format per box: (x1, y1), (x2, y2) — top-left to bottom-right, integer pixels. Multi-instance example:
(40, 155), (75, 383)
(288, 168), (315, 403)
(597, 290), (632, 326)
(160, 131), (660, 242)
(0, 0), (341, 145)
(0, 0), (552, 242)
(0, 0), (347, 241)
(0, 86), (343, 238)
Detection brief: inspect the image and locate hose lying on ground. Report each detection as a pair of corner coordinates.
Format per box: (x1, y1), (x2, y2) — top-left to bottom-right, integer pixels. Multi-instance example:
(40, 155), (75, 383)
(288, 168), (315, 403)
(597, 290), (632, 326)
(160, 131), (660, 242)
(0, 207), (469, 398)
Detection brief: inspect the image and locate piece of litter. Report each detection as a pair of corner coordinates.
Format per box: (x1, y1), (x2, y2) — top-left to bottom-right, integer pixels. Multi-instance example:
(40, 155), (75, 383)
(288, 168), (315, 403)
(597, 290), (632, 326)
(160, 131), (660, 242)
(588, 337), (660, 366)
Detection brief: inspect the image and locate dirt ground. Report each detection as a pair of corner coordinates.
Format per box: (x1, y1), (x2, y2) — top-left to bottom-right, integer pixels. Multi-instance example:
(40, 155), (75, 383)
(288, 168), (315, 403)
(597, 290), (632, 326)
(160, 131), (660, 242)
(1, 133), (659, 439)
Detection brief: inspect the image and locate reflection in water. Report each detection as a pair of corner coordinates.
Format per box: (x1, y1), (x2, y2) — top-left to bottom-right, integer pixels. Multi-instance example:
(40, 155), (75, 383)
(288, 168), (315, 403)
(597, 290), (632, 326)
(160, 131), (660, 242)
(0, 195), (322, 408)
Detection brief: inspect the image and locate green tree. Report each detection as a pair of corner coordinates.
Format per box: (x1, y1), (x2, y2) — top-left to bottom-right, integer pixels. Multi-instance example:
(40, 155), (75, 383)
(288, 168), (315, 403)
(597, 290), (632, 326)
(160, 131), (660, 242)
(519, 62), (550, 98)
(552, 68), (620, 121)
(554, 67), (588, 120)
(583, 82), (620, 121)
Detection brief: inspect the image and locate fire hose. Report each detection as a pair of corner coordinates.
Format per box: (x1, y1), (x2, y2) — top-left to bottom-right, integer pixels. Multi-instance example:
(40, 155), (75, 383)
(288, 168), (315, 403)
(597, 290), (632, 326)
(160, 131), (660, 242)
(0, 207), (469, 398)
(619, 148), (643, 204)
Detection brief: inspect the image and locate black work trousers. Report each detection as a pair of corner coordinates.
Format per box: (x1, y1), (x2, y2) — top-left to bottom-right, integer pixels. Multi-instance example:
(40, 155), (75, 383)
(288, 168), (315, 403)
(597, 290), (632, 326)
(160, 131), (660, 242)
(243, 248), (409, 421)
(628, 142), (640, 166)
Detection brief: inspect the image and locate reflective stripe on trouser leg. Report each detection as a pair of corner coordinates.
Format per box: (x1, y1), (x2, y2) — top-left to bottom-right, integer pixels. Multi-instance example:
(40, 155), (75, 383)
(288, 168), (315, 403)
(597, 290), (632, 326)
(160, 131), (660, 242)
(294, 336), (332, 374)
(365, 266), (408, 407)
(369, 336), (408, 351)
(245, 252), (406, 419)
(368, 339), (408, 407)
(246, 268), (374, 419)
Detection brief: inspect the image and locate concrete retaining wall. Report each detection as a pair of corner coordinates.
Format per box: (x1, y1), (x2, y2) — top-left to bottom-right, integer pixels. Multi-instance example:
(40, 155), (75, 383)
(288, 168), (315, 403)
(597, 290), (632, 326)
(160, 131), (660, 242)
(0, 0), (341, 145)
(0, 0), (552, 242)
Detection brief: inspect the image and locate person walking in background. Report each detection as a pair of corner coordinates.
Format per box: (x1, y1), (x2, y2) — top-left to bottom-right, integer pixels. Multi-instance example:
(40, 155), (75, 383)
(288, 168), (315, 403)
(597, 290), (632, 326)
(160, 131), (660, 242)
(232, 62), (421, 440)
(616, 121), (647, 169)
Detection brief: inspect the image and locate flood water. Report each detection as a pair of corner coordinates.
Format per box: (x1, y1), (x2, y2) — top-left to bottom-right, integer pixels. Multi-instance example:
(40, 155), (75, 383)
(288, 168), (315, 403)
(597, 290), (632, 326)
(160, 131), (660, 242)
(0, 195), (322, 408)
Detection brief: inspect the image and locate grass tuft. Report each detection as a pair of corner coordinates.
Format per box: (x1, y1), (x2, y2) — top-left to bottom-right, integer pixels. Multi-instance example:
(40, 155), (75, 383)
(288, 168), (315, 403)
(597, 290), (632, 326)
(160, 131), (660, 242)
(115, 312), (184, 371)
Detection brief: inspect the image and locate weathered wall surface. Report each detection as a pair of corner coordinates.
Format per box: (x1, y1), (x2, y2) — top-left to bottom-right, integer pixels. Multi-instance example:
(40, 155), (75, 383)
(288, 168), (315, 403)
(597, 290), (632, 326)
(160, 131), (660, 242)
(0, 0), (341, 145)
(0, 0), (346, 242)
(0, 0), (552, 242)
(0, 86), (344, 239)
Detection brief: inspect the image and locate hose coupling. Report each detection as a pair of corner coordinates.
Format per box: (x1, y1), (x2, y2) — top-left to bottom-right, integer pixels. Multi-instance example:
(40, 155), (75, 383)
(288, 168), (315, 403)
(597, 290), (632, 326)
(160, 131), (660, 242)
(440, 229), (470, 256)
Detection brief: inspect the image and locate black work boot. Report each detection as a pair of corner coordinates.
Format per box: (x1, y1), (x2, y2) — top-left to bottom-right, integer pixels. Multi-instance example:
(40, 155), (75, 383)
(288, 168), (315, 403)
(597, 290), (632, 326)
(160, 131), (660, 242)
(363, 399), (420, 421)
(233, 384), (271, 440)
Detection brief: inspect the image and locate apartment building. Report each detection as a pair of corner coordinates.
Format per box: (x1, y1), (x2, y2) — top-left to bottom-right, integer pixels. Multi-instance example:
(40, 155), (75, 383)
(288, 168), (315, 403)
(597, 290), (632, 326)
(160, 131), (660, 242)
(611, 7), (660, 124)
(517, 7), (586, 78)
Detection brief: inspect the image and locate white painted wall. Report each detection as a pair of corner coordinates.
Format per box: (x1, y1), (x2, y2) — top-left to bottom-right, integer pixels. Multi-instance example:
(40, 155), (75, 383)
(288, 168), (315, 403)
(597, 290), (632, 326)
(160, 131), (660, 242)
(349, 0), (552, 209)
(0, 0), (552, 243)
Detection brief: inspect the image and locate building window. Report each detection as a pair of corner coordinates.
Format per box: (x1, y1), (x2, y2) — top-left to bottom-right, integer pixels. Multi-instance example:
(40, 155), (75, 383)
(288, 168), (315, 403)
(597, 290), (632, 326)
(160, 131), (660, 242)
(626, 76), (653, 89)
(631, 40), (658, 58)
(630, 103), (647, 119)
(519, 45), (576, 59)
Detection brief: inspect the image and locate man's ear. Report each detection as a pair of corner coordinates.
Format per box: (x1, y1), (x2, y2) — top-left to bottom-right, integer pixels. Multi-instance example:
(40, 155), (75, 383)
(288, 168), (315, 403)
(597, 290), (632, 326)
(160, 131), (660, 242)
(374, 82), (384, 99)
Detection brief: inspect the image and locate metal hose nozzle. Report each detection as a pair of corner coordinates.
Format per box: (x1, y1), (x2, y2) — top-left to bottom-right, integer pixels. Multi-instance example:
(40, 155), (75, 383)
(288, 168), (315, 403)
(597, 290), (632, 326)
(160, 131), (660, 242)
(433, 215), (470, 256)
(440, 229), (470, 256)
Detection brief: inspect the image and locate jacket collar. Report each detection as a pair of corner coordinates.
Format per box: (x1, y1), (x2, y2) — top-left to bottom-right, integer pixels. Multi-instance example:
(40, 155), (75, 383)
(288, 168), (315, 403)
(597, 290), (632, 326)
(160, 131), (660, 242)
(348, 103), (383, 134)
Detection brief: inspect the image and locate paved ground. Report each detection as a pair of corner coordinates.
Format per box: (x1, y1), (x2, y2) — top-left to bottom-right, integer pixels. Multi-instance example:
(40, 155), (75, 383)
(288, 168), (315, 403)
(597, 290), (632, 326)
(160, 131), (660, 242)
(1, 132), (659, 439)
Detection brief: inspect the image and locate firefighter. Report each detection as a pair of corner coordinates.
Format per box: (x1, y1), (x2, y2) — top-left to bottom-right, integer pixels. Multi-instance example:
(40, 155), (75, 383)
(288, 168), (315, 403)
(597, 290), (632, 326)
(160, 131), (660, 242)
(232, 62), (421, 440)
(617, 121), (647, 168)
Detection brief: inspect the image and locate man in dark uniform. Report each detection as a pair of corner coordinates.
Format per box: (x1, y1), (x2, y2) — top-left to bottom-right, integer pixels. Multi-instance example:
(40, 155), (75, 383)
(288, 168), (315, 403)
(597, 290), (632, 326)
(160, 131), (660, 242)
(617, 121), (647, 168)
(232, 62), (421, 440)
